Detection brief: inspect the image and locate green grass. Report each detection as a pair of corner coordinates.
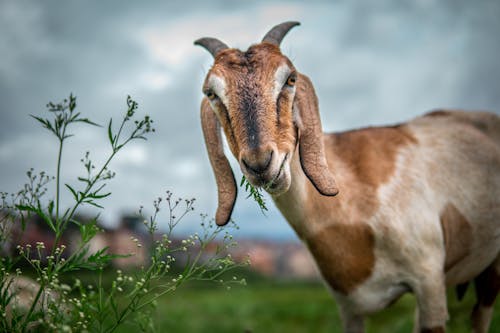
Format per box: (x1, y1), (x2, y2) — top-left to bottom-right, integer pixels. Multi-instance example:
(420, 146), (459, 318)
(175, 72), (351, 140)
(111, 275), (500, 333)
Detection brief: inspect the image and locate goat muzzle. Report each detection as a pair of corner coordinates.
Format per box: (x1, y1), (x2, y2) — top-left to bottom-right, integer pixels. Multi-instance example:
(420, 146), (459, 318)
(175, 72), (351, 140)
(239, 146), (279, 185)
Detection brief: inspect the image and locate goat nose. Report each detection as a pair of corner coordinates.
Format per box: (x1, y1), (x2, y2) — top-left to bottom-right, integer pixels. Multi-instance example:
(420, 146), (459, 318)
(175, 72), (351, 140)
(241, 150), (273, 175)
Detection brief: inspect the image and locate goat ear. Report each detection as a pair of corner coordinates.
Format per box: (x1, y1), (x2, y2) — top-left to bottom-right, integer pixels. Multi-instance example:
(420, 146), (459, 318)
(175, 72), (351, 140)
(200, 98), (237, 226)
(294, 74), (339, 196)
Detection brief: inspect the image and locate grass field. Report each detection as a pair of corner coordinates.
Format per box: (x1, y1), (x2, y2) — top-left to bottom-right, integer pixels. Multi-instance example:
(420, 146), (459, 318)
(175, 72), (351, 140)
(113, 275), (500, 333)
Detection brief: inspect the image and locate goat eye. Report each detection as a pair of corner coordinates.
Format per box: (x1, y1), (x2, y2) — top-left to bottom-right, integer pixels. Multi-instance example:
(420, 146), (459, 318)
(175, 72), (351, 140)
(206, 91), (217, 101)
(286, 75), (296, 87)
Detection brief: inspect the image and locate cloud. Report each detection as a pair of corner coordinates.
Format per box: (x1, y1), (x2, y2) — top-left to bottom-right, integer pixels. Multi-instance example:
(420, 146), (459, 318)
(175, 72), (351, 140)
(115, 145), (148, 167)
(1, 0), (499, 240)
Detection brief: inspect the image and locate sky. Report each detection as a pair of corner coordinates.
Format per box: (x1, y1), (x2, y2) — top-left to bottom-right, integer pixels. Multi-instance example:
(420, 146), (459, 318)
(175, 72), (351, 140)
(1, 0), (499, 240)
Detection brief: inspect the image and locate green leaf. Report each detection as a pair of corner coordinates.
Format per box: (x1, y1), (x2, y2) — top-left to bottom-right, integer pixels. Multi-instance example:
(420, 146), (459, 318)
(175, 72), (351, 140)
(89, 191), (111, 199)
(15, 205), (37, 230)
(61, 207), (72, 221)
(15, 204), (37, 214)
(69, 93), (77, 112)
(68, 111), (81, 122)
(30, 115), (47, 126)
(59, 247), (89, 272)
(110, 297), (119, 317)
(48, 200), (54, 216)
(70, 218), (81, 226)
(75, 118), (101, 127)
(56, 115), (64, 129)
(17, 202), (56, 232)
(75, 215), (101, 243)
(77, 177), (90, 185)
(65, 184), (79, 201)
(108, 118), (115, 145)
(239, 176), (268, 213)
(74, 247), (130, 270)
(36, 200), (56, 232)
(76, 188), (85, 199)
(79, 223), (97, 243)
(84, 200), (104, 209)
(30, 115), (55, 133)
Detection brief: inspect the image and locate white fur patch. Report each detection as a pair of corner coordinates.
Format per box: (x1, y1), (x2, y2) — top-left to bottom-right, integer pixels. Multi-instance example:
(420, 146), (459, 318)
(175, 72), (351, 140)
(207, 74), (229, 107)
(273, 64), (291, 100)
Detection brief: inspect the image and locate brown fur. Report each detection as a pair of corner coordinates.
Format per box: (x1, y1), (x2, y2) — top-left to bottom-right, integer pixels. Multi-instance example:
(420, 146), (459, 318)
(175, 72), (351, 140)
(439, 203), (473, 272)
(204, 43), (339, 194)
(306, 223), (376, 294)
(296, 73), (339, 195)
(206, 44), (297, 159)
(303, 125), (418, 225)
(200, 98), (237, 225)
(329, 125), (417, 189)
(292, 125), (419, 295)
(425, 110), (451, 117)
(207, 93), (240, 158)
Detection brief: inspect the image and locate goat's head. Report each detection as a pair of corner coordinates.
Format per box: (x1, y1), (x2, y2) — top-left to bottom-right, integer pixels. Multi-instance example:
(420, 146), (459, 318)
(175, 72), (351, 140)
(195, 21), (338, 225)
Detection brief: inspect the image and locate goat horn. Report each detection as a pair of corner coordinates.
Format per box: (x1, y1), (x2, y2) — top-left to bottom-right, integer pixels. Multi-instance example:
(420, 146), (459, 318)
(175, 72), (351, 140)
(262, 21), (301, 46)
(194, 37), (229, 58)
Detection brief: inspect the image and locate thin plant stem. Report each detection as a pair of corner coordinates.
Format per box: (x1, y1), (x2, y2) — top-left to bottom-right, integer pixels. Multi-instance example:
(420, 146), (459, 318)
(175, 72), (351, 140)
(55, 137), (64, 229)
(52, 151), (116, 253)
(20, 282), (44, 333)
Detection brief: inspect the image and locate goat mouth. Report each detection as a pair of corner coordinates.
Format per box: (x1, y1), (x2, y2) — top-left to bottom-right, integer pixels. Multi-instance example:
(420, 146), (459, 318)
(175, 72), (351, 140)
(264, 153), (288, 192)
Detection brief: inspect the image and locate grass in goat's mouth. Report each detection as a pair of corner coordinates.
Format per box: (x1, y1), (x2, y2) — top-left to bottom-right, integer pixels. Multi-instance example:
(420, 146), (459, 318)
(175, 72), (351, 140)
(240, 154), (288, 214)
(240, 175), (268, 213)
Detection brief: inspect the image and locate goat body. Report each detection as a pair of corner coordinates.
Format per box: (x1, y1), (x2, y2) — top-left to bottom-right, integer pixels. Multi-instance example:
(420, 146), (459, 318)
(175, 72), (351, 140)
(195, 22), (500, 332)
(275, 110), (500, 332)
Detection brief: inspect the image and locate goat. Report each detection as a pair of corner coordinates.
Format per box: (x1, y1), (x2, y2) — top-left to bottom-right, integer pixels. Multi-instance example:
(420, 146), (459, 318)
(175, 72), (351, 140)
(194, 21), (500, 333)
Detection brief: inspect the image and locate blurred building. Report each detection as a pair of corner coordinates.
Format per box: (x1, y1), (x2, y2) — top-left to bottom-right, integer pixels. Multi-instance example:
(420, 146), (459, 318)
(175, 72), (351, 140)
(231, 240), (320, 280)
(7, 212), (320, 279)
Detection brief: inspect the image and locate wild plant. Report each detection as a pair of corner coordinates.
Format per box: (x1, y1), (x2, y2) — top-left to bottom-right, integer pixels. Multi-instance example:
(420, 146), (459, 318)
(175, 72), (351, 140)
(0, 94), (247, 332)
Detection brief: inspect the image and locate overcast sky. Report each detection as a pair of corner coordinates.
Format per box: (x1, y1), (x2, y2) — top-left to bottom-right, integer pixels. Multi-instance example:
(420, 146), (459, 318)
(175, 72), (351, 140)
(1, 0), (499, 240)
